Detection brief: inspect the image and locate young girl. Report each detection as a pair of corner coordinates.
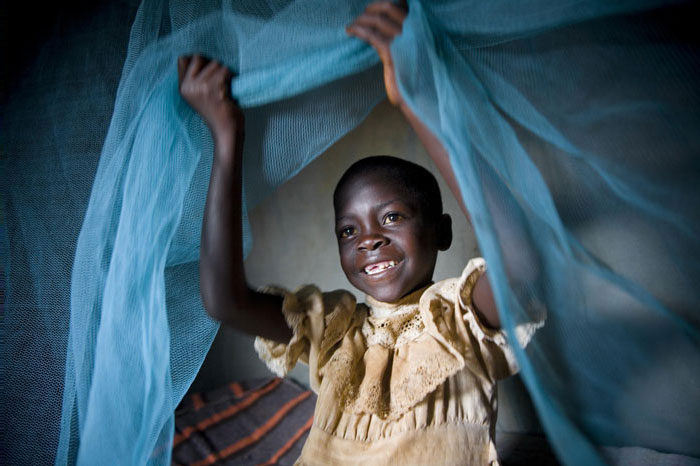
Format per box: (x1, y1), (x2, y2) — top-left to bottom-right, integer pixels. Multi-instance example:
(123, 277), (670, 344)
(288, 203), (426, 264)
(179, 3), (539, 464)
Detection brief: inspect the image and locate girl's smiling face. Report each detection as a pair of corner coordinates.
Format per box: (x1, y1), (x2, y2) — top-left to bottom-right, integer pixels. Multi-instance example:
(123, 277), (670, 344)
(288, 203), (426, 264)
(334, 172), (451, 303)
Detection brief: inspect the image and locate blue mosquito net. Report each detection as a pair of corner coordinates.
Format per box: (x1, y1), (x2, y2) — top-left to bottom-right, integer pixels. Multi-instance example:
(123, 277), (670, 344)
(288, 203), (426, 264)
(2, 0), (699, 465)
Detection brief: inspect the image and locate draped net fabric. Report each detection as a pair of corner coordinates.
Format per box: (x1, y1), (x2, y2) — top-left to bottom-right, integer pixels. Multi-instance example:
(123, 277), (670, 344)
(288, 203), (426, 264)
(2, 0), (698, 465)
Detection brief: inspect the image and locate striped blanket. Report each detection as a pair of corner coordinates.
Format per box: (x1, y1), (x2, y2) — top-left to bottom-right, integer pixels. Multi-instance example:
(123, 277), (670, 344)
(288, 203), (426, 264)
(173, 378), (316, 466)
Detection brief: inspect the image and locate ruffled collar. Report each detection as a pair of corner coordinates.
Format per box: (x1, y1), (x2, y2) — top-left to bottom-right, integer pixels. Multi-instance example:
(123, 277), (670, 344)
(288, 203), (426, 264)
(365, 283), (433, 318)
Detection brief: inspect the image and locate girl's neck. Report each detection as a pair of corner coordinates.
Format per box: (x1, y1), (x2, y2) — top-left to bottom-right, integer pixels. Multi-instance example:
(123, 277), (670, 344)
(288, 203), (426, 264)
(365, 281), (433, 309)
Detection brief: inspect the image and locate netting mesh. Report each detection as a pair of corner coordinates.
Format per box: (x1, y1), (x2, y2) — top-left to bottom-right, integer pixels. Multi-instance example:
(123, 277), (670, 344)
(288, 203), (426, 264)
(394, 4), (700, 462)
(2, 0), (699, 465)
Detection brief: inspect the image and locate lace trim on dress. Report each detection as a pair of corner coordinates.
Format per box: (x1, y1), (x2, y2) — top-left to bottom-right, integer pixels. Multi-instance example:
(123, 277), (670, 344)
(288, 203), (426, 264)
(362, 308), (424, 348)
(322, 336), (466, 420)
(322, 283), (469, 420)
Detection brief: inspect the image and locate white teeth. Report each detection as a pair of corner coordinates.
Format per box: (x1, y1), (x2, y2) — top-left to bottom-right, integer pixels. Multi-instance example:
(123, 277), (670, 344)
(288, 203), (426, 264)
(364, 260), (397, 275)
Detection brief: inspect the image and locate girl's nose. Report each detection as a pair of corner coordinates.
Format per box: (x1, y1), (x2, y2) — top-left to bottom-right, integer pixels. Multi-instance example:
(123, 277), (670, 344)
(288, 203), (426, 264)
(357, 233), (388, 251)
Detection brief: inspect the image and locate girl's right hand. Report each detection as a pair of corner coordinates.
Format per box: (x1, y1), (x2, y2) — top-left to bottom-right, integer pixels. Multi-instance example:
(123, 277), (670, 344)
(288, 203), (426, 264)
(177, 55), (244, 141)
(346, 1), (407, 107)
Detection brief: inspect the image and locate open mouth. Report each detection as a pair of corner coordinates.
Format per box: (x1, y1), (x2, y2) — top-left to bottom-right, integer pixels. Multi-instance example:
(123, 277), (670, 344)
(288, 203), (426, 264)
(363, 260), (399, 276)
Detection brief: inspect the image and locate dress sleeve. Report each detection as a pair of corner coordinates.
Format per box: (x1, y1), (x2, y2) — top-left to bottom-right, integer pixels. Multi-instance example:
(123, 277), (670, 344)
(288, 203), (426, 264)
(455, 258), (544, 380)
(253, 285), (357, 392)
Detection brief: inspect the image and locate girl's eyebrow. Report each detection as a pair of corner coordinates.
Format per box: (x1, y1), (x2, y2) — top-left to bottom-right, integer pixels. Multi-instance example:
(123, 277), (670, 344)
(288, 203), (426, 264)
(374, 199), (407, 211)
(335, 199), (407, 222)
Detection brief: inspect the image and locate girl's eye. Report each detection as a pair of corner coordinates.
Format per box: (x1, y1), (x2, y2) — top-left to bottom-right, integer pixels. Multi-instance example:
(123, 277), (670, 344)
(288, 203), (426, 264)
(339, 226), (356, 238)
(383, 213), (403, 224)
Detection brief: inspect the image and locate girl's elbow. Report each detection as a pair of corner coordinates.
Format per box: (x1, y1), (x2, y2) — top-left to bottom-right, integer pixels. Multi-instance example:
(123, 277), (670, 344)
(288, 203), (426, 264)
(199, 285), (225, 321)
(199, 279), (250, 324)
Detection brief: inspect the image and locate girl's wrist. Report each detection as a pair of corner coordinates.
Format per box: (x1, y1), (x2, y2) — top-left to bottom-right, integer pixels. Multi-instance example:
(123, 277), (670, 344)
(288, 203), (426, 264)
(212, 121), (243, 146)
(212, 126), (244, 169)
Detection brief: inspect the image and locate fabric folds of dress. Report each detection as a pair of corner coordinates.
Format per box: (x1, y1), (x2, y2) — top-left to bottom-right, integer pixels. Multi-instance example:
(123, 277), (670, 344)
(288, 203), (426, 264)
(255, 259), (544, 465)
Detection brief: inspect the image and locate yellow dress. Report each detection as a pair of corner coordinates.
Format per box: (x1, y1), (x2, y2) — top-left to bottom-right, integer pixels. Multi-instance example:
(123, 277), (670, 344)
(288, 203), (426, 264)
(255, 258), (543, 466)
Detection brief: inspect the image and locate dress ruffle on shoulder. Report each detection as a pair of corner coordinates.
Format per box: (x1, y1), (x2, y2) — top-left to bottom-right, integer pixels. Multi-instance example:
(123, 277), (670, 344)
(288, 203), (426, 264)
(254, 258), (545, 420)
(457, 258), (543, 350)
(254, 285), (359, 391)
(423, 258), (544, 383)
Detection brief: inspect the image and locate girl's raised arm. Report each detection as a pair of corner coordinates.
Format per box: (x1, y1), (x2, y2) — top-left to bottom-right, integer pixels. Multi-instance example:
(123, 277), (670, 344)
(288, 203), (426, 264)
(347, 3), (501, 328)
(179, 55), (292, 344)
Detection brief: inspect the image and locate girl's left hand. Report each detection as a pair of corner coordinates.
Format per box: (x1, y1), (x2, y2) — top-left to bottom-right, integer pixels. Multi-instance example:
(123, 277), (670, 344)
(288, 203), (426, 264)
(346, 1), (407, 107)
(178, 55), (244, 140)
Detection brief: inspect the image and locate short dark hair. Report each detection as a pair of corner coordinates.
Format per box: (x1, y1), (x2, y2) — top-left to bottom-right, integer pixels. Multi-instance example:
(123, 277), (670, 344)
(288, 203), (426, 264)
(333, 156), (443, 222)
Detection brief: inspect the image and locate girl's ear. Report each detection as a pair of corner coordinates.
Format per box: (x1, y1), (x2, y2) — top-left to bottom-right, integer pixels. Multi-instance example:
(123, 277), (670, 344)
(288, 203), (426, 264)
(437, 213), (452, 251)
